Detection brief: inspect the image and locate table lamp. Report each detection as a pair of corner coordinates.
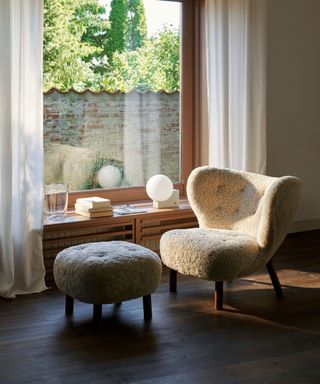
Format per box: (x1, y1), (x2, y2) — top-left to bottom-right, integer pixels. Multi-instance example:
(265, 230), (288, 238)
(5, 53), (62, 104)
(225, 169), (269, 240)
(146, 174), (179, 208)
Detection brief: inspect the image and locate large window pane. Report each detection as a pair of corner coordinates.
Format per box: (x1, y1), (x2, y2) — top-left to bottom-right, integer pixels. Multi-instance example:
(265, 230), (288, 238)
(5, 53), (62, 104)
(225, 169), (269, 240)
(43, 0), (182, 191)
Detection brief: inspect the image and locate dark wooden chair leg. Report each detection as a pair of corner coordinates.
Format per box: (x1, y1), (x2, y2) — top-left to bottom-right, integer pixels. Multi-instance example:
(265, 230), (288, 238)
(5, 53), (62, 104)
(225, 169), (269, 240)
(65, 295), (74, 316)
(93, 304), (102, 325)
(214, 281), (223, 310)
(143, 295), (152, 321)
(169, 269), (177, 293)
(266, 259), (283, 298)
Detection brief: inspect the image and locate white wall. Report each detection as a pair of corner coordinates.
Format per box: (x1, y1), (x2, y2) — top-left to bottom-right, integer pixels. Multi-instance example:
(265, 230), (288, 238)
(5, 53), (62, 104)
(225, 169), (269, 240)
(267, 0), (320, 231)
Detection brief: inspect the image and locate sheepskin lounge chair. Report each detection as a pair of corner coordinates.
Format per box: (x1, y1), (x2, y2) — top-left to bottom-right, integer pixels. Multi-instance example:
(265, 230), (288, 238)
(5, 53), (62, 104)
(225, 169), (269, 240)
(160, 166), (302, 310)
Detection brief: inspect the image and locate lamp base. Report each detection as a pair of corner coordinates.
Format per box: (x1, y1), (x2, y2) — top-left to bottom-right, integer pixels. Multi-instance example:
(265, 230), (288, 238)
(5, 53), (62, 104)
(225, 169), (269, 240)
(153, 189), (179, 209)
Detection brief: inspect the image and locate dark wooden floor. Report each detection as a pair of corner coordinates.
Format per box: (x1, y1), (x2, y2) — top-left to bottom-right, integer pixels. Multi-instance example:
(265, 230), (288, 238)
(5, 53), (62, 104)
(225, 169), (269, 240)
(1, 230), (320, 384)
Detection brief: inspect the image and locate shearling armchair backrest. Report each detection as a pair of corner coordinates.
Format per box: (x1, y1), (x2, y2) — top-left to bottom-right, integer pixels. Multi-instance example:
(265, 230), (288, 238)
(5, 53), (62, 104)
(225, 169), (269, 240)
(187, 166), (302, 262)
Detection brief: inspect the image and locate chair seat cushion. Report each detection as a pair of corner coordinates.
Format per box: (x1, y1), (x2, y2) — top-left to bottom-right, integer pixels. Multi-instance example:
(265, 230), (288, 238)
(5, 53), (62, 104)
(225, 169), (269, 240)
(160, 228), (260, 281)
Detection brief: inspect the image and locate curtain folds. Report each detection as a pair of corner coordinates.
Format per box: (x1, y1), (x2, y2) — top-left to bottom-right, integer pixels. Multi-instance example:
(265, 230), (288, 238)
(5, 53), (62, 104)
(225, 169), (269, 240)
(205, 0), (267, 174)
(0, 0), (46, 298)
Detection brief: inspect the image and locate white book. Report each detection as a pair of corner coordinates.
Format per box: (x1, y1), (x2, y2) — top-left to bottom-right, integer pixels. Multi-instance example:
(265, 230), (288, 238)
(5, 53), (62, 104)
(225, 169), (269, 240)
(75, 203), (113, 213)
(76, 196), (111, 208)
(75, 207), (113, 218)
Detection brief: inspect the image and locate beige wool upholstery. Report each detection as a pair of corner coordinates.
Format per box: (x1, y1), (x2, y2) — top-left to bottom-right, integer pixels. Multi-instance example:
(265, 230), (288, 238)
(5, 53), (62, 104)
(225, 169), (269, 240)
(160, 166), (302, 281)
(54, 241), (162, 304)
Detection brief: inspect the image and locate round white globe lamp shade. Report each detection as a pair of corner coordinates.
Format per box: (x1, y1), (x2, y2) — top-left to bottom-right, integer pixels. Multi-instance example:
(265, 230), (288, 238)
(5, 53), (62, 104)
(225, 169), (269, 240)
(146, 175), (173, 202)
(97, 165), (122, 188)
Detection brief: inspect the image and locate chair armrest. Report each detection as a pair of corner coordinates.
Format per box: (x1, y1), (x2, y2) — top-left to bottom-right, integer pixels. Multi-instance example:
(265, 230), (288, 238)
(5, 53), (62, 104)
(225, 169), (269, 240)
(257, 176), (302, 261)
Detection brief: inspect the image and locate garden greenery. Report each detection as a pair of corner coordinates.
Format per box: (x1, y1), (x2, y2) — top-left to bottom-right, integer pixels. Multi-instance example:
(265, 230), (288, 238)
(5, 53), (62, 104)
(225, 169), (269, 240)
(44, 0), (180, 92)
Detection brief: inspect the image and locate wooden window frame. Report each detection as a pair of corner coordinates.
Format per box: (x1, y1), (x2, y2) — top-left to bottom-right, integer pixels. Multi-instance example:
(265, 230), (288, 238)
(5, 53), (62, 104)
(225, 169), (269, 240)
(65, 0), (201, 208)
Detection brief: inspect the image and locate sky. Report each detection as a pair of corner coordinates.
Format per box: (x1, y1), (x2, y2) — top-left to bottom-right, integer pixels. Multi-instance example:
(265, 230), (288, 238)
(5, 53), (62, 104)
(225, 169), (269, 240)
(99, 0), (181, 37)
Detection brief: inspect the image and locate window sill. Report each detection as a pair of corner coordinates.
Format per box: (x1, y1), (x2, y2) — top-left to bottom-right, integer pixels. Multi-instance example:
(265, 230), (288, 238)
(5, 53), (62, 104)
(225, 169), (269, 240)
(45, 198), (191, 229)
(66, 183), (185, 210)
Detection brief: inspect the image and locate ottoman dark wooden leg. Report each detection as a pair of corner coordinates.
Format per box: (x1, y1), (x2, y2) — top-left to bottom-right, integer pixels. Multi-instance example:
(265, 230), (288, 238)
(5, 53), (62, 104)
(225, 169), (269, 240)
(143, 295), (152, 321)
(65, 295), (74, 316)
(93, 304), (102, 325)
(214, 281), (223, 310)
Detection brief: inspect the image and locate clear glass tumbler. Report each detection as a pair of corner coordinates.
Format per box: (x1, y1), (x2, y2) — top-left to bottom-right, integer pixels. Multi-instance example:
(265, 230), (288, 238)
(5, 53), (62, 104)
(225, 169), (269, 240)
(43, 183), (69, 222)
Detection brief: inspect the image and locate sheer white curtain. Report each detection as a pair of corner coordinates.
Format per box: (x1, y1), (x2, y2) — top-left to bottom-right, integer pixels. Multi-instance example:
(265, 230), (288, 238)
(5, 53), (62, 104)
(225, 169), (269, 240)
(0, 0), (46, 298)
(205, 0), (267, 173)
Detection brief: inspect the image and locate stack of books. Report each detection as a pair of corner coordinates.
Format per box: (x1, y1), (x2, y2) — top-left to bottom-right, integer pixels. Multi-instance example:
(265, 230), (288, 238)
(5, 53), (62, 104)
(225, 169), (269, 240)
(75, 197), (113, 218)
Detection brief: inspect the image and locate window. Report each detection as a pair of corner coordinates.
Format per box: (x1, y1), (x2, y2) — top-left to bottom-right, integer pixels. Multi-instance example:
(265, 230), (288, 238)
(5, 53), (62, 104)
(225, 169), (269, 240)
(43, 0), (196, 203)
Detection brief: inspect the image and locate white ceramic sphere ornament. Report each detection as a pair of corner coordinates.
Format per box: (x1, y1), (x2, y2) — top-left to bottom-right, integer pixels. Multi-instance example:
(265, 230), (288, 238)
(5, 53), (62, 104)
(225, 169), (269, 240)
(146, 174), (173, 202)
(97, 165), (122, 188)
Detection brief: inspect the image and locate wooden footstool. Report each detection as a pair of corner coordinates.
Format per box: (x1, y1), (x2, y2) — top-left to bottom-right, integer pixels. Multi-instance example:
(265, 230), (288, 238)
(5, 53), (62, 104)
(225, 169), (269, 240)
(53, 241), (162, 324)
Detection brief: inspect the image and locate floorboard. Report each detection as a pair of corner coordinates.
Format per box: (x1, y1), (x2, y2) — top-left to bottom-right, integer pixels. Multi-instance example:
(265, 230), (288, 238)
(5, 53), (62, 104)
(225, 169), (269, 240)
(0, 230), (319, 384)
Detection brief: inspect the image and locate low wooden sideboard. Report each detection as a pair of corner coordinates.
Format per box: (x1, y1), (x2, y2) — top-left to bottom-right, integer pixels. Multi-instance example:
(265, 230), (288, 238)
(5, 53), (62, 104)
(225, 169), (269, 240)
(43, 200), (198, 283)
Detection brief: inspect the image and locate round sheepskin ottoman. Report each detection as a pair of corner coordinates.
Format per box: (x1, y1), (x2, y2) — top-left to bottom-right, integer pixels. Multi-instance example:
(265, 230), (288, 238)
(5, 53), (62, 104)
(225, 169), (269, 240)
(53, 241), (162, 323)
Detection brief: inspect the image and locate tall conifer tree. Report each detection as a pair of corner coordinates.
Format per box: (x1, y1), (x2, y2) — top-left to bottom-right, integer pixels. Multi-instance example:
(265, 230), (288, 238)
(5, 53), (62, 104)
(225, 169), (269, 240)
(127, 0), (147, 51)
(106, 0), (128, 63)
